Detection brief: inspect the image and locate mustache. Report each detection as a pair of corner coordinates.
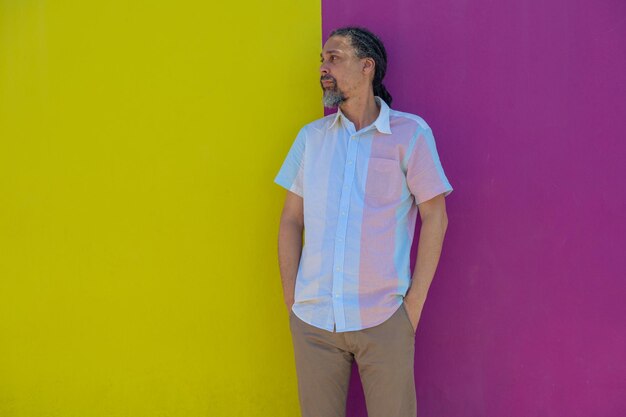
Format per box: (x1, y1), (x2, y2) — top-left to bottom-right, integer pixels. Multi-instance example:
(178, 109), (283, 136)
(320, 76), (336, 83)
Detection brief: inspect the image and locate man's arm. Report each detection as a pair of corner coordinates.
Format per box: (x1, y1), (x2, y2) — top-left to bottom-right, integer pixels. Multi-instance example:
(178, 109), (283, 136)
(404, 193), (449, 330)
(278, 190), (304, 313)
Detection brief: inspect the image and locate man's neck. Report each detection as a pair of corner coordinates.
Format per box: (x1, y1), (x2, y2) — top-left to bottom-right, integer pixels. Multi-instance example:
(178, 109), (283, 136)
(339, 91), (380, 132)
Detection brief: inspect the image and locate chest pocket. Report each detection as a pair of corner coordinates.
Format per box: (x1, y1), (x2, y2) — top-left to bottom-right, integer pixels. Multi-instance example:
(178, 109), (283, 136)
(366, 157), (405, 201)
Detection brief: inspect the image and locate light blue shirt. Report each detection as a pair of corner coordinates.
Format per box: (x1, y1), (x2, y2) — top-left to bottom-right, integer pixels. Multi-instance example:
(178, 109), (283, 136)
(275, 97), (453, 332)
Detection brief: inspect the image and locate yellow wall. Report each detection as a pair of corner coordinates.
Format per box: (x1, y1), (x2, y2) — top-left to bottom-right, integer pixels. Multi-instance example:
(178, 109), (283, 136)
(0, 1), (321, 415)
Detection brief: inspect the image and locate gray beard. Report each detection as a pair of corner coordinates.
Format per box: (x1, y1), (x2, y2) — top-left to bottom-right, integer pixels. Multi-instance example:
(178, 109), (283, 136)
(322, 88), (346, 108)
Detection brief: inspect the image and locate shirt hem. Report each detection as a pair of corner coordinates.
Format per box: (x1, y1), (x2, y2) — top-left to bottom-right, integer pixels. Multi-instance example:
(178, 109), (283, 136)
(294, 299), (405, 333)
(415, 185), (453, 205)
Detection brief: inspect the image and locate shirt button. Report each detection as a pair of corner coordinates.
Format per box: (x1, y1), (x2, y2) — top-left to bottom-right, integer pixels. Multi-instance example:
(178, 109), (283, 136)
(341, 211), (347, 216)
(334, 294), (339, 298)
(347, 160), (353, 165)
(337, 236), (343, 241)
(335, 267), (341, 271)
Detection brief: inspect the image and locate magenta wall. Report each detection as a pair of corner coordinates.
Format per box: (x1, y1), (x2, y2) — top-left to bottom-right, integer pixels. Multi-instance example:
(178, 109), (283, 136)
(322, 1), (626, 416)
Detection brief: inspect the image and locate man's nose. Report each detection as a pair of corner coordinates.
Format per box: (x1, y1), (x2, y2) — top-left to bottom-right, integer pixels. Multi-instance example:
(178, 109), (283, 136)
(320, 63), (329, 75)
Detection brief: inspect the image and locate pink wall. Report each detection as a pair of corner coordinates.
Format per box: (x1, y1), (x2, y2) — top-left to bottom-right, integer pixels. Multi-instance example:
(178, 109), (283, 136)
(322, 1), (626, 416)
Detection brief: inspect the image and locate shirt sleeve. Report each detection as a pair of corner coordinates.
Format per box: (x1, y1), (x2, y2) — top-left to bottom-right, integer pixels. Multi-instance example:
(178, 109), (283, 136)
(406, 126), (453, 205)
(273, 127), (306, 197)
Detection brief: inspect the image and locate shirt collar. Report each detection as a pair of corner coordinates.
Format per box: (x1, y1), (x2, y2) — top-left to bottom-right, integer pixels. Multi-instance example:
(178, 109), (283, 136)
(328, 96), (392, 135)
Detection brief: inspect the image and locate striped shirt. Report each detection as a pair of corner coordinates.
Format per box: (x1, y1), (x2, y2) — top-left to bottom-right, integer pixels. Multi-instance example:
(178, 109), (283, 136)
(274, 96), (453, 332)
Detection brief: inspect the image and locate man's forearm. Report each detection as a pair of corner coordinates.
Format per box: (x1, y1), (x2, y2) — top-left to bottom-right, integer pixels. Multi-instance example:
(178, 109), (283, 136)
(405, 213), (448, 304)
(278, 220), (303, 309)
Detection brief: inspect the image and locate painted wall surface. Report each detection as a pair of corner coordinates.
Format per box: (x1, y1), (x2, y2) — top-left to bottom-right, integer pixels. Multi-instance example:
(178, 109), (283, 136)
(0, 1), (320, 416)
(322, 1), (626, 416)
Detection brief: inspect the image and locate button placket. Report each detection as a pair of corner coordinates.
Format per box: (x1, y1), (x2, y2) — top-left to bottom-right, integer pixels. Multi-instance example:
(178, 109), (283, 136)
(332, 133), (359, 331)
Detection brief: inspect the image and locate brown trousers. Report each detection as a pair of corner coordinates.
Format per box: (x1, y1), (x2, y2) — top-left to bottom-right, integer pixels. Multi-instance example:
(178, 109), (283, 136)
(289, 302), (417, 417)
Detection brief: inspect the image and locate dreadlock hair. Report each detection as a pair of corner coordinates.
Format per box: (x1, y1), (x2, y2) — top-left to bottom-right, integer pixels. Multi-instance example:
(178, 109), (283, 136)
(329, 26), (393, 106)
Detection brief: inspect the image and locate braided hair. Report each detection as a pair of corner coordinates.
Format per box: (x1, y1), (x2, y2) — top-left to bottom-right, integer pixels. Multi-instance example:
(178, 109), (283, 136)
(329, 26), (393, 106)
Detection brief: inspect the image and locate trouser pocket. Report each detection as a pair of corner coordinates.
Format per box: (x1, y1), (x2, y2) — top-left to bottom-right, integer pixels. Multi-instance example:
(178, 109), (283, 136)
(400, 302), (416, 336)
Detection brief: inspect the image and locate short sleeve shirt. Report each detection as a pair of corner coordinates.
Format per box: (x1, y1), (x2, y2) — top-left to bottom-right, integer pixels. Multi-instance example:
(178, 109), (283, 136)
(274, 96), (453, 332)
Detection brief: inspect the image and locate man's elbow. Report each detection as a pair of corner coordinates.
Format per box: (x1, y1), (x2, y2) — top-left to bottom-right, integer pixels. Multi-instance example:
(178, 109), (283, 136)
(432, 210), (448, 233)
(279, 211), (305, 237)
(420, 205), (448, 232)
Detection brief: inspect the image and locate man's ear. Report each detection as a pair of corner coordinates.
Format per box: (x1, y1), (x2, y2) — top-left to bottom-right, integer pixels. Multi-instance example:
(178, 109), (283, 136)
(362, 57), (375, 75)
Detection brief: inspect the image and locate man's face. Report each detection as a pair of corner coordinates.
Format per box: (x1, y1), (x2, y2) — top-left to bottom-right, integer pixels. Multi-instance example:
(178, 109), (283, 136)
(319, 35), (370, 108)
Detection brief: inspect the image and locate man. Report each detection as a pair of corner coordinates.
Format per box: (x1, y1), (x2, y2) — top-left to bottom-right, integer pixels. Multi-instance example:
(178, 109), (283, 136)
(274, 26), (453, 417)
